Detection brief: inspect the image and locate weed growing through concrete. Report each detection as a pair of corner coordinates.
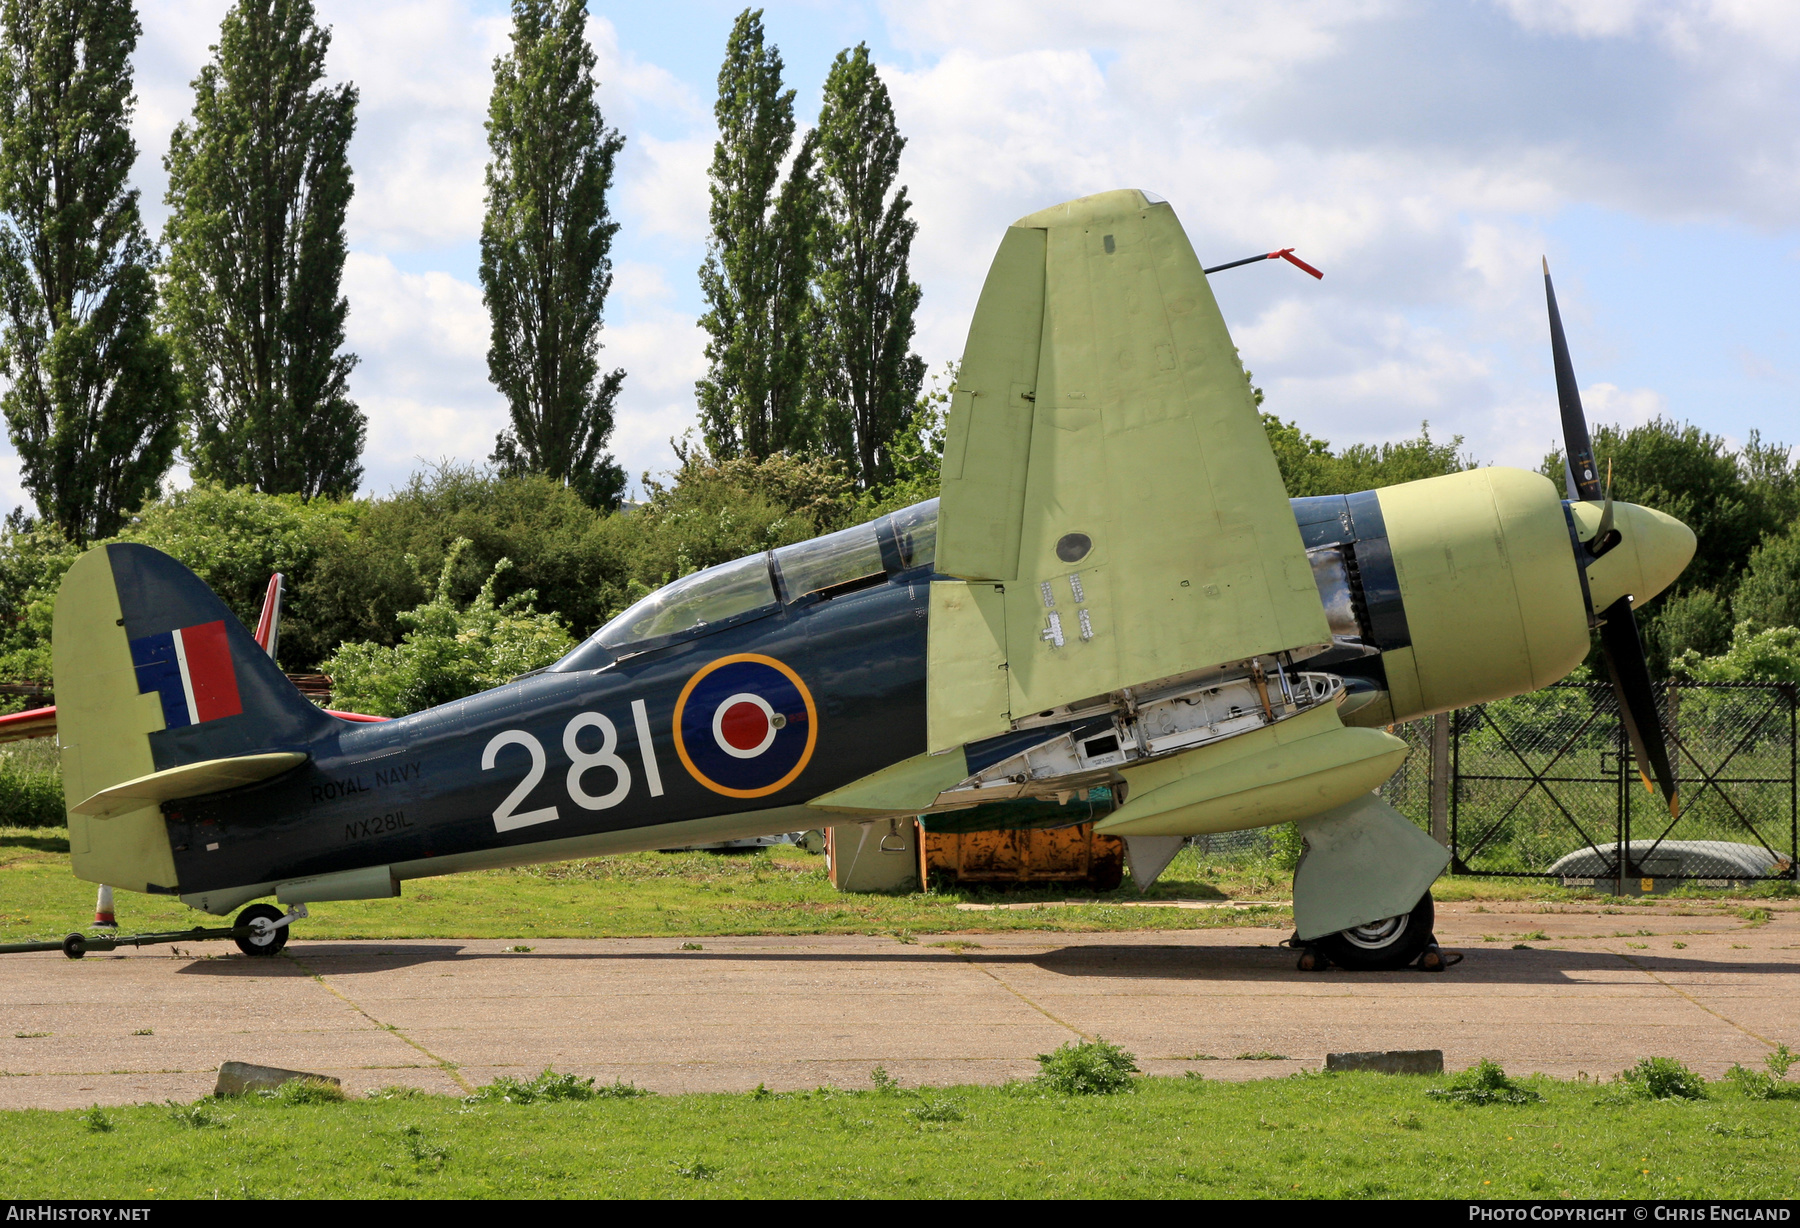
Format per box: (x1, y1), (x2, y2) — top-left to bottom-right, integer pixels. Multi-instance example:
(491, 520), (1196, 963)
(1428, 1059), (1544, 1106)
(869, 1066), (900, 1093)
(1033, 1039), (1139, 1095)
(364, 1086), (429, 1101)
(465, 1069), (609, 1105)
(1723, 1045), (1797, 1101)
(265, 1079), (345, 1105)
(1235, 1052), (1289, 1060)
(1612, 1057), (1708, 1102)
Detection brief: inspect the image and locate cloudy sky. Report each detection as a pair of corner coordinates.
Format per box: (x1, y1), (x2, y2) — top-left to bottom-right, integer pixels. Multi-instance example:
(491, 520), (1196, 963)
(6, 0), (1795, 509)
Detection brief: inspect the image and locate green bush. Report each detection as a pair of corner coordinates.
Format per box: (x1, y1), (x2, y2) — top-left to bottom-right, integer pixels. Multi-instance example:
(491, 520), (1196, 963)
(264, 1078), (346, 1105)
(1671, 623), (1800, 684)
(462, 1068), (642, 1105)
(323, 541), (574, 716)
(1033, 1038), (1140, 1095)
(1723, 1044), (1796, 1101)
(1427, 1058), (1543, 1106)
(0, 742), (62, 826)
(1614, 1056), (1708, 1101)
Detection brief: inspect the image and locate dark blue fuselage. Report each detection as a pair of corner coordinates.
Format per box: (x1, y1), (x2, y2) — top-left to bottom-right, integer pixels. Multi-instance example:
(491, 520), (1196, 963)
(167, 569), (932, 893)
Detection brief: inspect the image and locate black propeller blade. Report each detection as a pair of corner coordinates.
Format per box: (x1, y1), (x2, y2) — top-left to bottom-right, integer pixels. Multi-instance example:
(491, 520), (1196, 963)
(1543, 259), (1678, 817)
(1544, 258), (1604, 503)
(1595, 596), (1679, 813)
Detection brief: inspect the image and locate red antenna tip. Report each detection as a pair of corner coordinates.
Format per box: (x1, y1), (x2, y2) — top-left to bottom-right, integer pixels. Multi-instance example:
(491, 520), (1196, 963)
(1278, 249), (1324, 279)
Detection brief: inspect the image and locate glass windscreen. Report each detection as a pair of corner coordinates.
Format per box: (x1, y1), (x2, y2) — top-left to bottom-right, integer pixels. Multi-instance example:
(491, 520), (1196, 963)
(593, 554), (776, 651)
(890, 498), (938, 570)
(773, 522), (885, 600)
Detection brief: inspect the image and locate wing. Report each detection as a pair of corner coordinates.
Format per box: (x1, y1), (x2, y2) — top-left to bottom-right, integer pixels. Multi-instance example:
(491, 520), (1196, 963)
(930, 190), (1327, 751)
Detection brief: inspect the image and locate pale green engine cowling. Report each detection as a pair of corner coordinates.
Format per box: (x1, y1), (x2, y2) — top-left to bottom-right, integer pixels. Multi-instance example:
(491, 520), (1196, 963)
(1372, 467), (1592, 721)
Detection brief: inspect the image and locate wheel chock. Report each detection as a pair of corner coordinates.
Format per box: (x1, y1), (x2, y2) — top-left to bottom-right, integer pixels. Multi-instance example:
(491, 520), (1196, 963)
(1415, 940), (1464, 972)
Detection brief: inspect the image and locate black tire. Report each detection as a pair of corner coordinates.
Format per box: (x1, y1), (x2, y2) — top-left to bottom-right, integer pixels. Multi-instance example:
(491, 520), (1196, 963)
(1316, 891), (1435, 971)
(234, 903), (289, 957)
(62, 932), (86, 960)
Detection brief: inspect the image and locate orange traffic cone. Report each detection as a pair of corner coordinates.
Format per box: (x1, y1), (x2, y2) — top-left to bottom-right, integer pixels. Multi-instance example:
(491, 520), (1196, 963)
(94, 884), (116, 929)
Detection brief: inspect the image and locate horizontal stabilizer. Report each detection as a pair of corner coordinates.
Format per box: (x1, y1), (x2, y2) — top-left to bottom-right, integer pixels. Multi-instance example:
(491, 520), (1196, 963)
(72, 751), (307, 819)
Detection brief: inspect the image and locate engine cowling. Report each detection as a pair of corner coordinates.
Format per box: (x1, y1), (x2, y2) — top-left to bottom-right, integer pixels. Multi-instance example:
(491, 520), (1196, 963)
(1296, 467), (1695, 726)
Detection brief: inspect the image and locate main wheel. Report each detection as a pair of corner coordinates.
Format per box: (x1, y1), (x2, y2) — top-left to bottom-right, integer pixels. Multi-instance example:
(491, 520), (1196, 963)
(1315, 892), (1434, 971)
(234, 903), (289, 957)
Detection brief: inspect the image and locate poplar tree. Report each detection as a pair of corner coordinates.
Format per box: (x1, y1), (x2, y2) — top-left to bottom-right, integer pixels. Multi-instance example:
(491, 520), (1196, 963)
(813, 43), (923, 489)
(696, 8), (819, 460)
(0, 0), (180, 543)
(481, 0), (626, 510)
(161, 0), (363, 500)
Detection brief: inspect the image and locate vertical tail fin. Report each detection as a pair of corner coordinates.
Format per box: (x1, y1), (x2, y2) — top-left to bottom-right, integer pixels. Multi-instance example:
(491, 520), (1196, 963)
(53, 544), (335, 892)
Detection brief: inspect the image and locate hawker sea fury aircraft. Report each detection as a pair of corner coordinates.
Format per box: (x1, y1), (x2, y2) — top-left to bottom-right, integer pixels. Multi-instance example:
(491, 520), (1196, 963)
(50, 190), (1694, 970)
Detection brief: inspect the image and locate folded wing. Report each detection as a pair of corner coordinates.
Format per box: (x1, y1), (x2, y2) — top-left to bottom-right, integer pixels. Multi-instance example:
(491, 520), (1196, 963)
(931, 189), (1328, 750)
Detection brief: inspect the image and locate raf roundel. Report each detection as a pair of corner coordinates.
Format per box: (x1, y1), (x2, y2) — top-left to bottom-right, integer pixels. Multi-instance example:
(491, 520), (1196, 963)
(672, 654), (817, 798)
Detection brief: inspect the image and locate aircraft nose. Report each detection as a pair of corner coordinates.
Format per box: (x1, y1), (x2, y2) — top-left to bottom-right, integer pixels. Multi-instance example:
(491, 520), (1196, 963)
(1573, 500), (1696, 613)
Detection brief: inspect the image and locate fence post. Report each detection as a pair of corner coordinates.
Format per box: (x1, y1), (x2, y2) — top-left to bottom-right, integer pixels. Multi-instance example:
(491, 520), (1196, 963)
(1430, 712), (1450, 848)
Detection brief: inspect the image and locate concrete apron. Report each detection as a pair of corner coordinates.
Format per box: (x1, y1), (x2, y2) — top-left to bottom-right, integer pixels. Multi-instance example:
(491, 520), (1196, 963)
(0, 900), (1794, 1108)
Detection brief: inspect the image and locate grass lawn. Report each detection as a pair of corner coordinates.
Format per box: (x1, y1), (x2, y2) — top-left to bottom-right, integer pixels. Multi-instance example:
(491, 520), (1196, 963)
(0, 1069), (1794, 1199)
(3, 825), (1791, 945)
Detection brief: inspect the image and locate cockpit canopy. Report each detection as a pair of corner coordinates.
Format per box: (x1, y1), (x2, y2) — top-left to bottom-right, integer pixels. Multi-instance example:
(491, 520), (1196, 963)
(551, 498), (937, 671)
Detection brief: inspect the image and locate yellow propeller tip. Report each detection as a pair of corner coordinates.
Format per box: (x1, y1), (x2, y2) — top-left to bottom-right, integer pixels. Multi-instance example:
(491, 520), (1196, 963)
(1640, 771), (1654, 793)
(1542, 256), (1549, 275)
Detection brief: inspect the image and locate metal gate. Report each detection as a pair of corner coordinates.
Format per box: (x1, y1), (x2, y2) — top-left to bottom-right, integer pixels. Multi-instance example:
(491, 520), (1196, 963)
(1381, 682), (1797, 889)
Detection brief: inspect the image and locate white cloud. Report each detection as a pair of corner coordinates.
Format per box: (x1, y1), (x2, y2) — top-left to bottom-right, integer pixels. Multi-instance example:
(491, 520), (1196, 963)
(622, 135), (714, 245)
(1578, 382), (1668, 429)
(340, 252), (501, 493)
(602, 263), (705, 489)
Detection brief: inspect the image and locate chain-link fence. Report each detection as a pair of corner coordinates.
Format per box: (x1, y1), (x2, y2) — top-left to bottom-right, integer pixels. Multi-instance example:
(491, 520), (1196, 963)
(1383, 682), (1797, 885)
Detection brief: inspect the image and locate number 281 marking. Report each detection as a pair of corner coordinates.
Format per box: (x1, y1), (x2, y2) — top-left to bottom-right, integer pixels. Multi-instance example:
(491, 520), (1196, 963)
(481, 699), (664, 833)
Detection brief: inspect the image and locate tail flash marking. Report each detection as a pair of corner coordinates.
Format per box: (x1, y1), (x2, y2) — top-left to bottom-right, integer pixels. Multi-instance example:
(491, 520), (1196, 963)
(130, 621), (244, 728)
(172, 630), (198, 723)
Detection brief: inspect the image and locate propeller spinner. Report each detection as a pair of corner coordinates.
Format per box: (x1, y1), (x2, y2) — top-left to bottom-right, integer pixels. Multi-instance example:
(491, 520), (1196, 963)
(1542, 259), (1681, 816)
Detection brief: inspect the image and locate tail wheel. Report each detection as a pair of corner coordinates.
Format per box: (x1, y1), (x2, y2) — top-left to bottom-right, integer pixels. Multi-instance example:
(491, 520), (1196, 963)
(1316, 891), (1434, 971)
(234, 903), (289, 957)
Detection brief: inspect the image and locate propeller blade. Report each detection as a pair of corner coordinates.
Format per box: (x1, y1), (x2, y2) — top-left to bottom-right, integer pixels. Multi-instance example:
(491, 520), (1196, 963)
(1596, 595), (1679, 816)
(1543, 257), (1603, 503)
